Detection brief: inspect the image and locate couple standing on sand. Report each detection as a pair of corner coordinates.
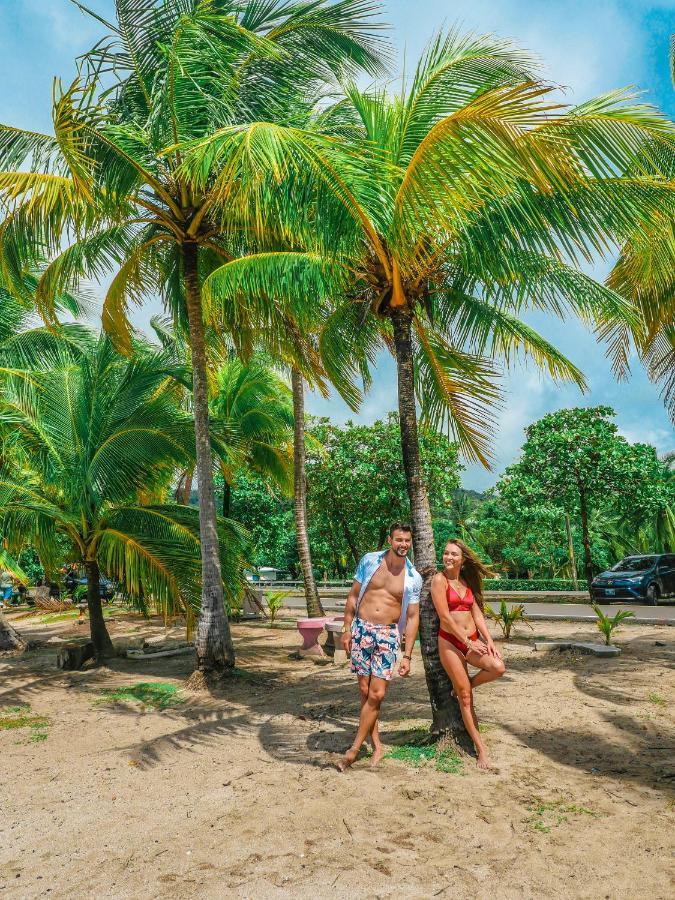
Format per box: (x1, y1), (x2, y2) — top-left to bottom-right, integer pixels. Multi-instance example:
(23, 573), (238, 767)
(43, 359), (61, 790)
(338, 524), (506, 771)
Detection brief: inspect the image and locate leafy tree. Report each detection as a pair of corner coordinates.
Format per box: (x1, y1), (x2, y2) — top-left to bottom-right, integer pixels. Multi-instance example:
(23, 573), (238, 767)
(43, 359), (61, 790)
(0, 334), (246, 659)
(500, 407), (674, 590)
(472, 496), (566, 578)
(0, 0), (387, 677)
(210, 355), (294, 516)
(306, 414), (461, 568)
(224, 471), (296, 572)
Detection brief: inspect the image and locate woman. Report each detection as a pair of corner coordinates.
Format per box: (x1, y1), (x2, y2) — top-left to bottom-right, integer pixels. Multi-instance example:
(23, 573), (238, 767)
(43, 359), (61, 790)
(431, 539), (505, 769)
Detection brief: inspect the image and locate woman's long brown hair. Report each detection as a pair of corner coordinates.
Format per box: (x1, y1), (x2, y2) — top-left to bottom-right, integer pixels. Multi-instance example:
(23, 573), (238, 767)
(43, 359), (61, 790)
(443, 538), (495, 610)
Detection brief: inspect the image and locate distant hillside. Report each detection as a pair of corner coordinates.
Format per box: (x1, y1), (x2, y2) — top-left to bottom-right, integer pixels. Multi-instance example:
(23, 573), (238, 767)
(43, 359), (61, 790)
(455, 488), (486, 503)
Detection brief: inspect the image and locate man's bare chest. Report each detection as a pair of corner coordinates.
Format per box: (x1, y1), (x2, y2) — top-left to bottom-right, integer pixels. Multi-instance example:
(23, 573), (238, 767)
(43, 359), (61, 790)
(365, 562), (405, 602)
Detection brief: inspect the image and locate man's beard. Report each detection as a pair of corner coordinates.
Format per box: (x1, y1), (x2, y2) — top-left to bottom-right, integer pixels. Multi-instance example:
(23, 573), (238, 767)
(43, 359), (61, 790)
(394, 547), (409, 556)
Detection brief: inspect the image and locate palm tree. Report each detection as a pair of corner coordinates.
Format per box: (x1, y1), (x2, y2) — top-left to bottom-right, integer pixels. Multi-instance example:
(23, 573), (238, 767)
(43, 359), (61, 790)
(189, 30), (675, 733)
(605, 40), (675, 422)
(210, 354), (294, 516)
(0, 0), (387, 677)
(291, 369), (325, 616)
(0, 333), (245, 660)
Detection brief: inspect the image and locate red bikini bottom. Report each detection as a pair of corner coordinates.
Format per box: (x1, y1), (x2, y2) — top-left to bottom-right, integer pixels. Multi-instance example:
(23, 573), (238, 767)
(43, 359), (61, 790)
(439, 629), (478, 657)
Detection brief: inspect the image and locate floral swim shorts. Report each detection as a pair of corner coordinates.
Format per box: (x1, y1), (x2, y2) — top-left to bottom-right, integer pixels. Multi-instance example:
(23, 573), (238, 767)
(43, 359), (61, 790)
(350, 617), (400, 681)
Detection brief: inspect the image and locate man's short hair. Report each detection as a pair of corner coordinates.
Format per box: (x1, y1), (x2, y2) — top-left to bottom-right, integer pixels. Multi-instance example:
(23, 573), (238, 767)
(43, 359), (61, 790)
(389, 522), (413, 537)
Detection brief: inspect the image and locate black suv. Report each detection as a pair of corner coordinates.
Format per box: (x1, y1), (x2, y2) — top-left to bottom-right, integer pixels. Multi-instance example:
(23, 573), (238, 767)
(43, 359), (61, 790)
(591, 554), (675, 605)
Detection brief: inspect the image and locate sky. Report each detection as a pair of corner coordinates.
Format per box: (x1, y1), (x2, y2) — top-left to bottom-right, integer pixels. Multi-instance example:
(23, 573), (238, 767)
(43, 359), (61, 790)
(0, 0), (673, 489)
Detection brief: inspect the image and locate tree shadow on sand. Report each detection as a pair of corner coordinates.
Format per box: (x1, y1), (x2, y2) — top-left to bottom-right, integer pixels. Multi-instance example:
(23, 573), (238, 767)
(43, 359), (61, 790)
(3, 625), (673, 786)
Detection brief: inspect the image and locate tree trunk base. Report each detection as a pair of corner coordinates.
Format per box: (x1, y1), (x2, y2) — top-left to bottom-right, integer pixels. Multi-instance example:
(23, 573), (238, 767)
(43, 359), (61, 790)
(0, 613), (25, 651)
(186, 664), (235, 692)
(430, 699), (475, 754)
(56, 642), (95, 671)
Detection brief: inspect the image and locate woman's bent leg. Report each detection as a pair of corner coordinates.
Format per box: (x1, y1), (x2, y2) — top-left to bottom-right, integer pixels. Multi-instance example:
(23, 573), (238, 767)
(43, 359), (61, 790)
(466, 650), (506, 689)
(438, 638), (491, 769)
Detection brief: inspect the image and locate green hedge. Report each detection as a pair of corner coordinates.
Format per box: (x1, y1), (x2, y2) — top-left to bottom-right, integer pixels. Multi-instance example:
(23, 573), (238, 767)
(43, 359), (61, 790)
(484, 578), (579, 592)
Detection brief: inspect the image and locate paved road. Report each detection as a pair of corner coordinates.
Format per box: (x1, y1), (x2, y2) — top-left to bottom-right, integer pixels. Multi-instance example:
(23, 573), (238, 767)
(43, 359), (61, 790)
(283, 594), (675, 625)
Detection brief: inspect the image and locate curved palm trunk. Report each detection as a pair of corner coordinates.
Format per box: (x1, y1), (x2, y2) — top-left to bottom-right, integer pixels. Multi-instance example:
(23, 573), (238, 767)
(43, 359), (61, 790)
(0, 610), (25, 651)
(391, 310), (470, 744)
(291, 369), (324, 618)
(85, 559), (114, 660)
(175, 468), (194, 505)
(183, 242), (235, 674)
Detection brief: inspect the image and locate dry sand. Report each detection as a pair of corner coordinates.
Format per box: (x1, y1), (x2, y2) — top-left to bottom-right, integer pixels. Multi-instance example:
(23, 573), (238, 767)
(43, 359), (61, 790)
(0, 609), (673, 899)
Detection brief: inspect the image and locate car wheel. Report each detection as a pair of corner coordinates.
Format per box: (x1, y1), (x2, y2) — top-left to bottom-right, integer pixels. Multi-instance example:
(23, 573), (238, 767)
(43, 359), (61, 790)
(646, 583), (659, 606)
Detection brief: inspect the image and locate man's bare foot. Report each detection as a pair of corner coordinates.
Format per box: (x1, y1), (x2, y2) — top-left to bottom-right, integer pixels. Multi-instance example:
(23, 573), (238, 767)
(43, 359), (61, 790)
(337, 748), (359, 772)
(370, 744), (385, 767)
(476, 752), (492, 770)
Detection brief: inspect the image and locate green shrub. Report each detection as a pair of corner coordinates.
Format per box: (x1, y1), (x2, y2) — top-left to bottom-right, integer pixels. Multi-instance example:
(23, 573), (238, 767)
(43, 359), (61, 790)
(484, 578), (578, 592)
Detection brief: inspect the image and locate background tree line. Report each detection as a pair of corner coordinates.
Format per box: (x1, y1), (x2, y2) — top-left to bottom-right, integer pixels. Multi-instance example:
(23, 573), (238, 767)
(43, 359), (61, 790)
(221, 406), (674, 588)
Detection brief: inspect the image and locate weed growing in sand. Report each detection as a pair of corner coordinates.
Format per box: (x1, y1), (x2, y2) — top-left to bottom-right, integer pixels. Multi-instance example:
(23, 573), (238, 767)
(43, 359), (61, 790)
(0, 704), (50, 742)
(592, 605), (634, 645)
(94, 682), (185, 710)
(525, 799), (599, 833)
(265, 591), (289, 626)
(385, 729), (463, 774)
(648, 692), (666, 707)
(486, 600), (533, 640)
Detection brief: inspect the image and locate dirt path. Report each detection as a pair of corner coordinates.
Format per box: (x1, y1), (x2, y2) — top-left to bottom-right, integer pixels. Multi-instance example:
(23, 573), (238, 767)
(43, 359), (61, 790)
(1, 613), (673, 899)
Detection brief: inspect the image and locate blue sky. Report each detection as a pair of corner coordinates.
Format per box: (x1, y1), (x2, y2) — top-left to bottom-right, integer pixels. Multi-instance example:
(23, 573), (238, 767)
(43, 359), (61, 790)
(0, 0), (673, 488)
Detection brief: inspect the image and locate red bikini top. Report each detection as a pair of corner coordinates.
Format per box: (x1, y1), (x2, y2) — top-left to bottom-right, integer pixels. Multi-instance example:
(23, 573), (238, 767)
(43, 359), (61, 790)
(444, 574), (474, 612)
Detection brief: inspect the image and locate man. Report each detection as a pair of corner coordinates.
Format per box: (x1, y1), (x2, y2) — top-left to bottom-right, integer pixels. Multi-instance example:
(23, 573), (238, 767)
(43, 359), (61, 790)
(338, 523), (422, 771)
(0, 569), (13, 608)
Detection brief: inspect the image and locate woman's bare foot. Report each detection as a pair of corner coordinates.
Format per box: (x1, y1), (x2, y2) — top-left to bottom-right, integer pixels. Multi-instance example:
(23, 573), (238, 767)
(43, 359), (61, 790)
(337, 747), (359, 772)
(476, 751), (492, 770)
(370, 743), (385, 767)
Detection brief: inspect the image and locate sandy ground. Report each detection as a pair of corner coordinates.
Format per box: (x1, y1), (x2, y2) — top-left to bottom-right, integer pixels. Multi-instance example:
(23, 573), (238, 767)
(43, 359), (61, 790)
(0, 608), (673, 900)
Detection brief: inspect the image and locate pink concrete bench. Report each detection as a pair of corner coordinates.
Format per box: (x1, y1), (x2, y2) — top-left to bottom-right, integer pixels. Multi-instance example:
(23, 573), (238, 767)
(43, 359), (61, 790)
(296, 616), (343, 660)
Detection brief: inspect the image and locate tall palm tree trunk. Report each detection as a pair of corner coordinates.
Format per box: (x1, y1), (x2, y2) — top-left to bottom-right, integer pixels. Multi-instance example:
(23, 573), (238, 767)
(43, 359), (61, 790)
(0, 610), (25, 650)
(391, 310), (470, 743)
(578, 487), (594, 593)
(183, 241), (235, 676)
(85, 559), (114, 660)
(291, 369), (324, 617)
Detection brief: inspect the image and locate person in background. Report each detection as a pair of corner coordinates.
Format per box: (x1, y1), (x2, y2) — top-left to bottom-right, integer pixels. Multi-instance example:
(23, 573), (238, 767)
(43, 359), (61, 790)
(0, 569), (13, 608)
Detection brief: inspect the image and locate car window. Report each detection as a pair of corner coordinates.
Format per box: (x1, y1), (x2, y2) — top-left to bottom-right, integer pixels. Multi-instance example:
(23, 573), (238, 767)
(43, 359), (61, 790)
(611, 556), (657, 572)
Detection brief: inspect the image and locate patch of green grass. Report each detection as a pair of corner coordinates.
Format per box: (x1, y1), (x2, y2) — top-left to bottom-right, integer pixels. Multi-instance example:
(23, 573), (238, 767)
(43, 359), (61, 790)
(385, 728), (463, 774)
(39, 611), (79, 623)
(94, 682), (184, 710)
(525, 798), (599, 833)
(648, 692), (666, 707)
(435, 747), (463, 774)
(0, 703), (50, 742)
